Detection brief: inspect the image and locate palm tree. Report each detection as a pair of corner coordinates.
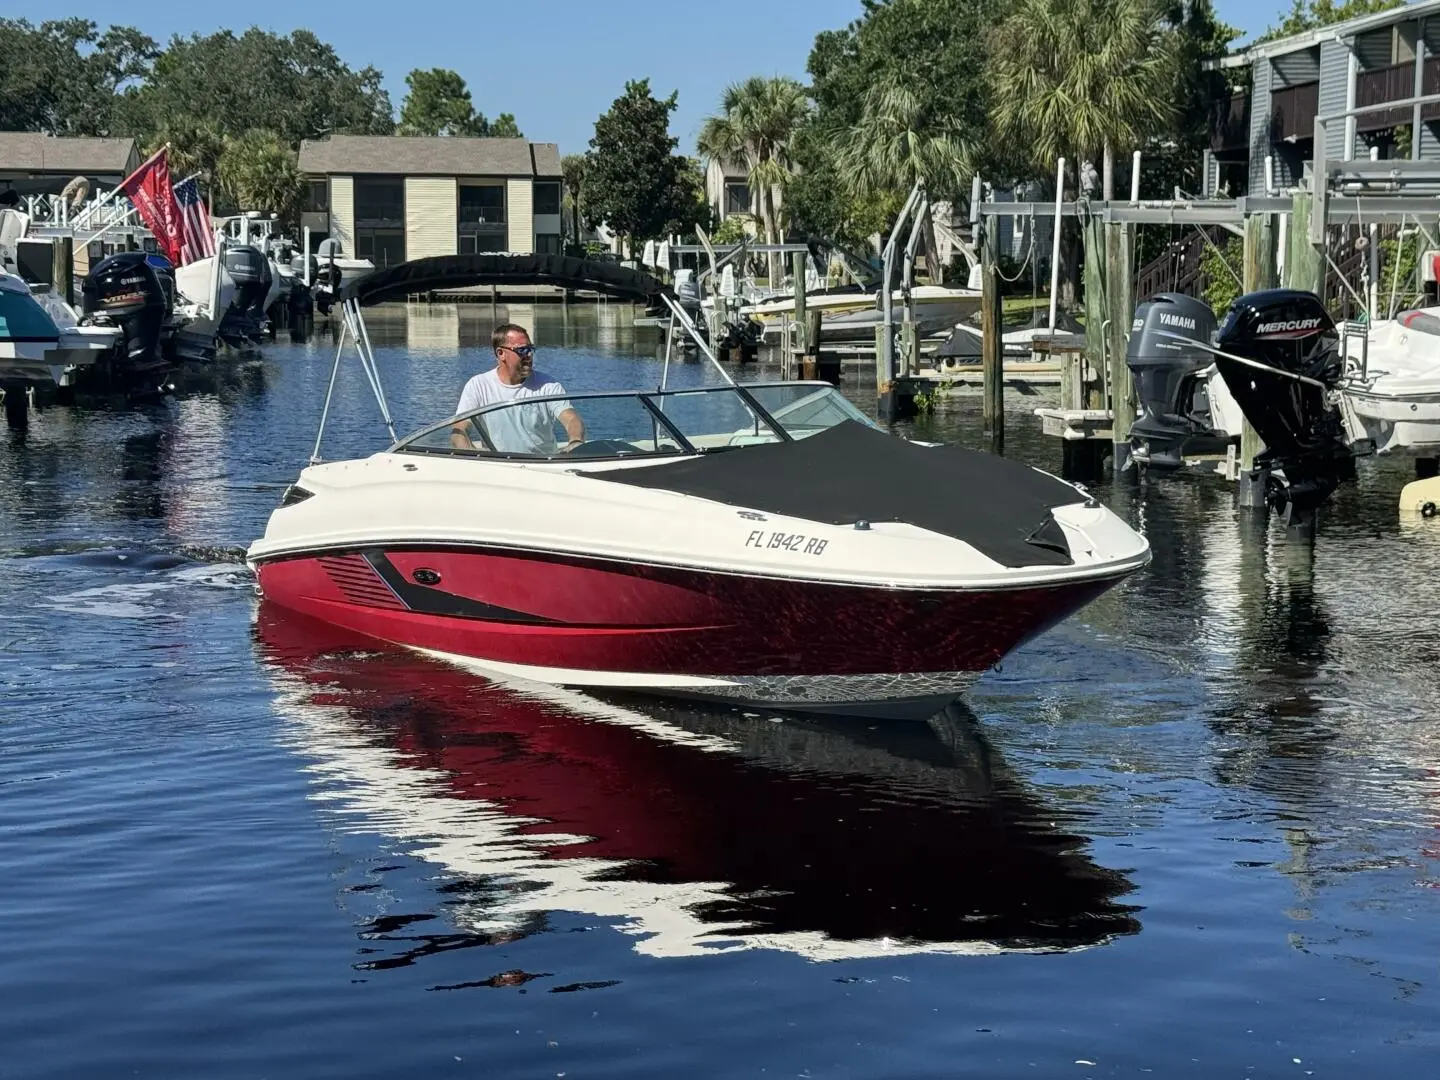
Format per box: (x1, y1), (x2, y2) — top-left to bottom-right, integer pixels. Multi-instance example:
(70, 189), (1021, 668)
(833, 84), (973, 203)
(561, 153), (587, 250)
(989, 0), (1176, 199)
(697, 76), (810, 284)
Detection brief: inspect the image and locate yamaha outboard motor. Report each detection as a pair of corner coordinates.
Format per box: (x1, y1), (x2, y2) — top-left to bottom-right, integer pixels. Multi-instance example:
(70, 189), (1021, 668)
(1127, 292), (1222, 469)
(80, 252), (172, 389)
(1213, 289), (1353, 528)
(219, 245), (272, 343)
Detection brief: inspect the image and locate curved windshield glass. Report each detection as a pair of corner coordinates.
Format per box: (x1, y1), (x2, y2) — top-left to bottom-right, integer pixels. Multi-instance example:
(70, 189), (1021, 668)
(0, 285), (61, 340)
(743, 384), (876, 439)
(391, 383), (867, 462)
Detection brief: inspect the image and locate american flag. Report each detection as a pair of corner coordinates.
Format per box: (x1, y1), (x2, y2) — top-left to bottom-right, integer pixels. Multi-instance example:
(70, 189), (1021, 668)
(172, 177), (216, 265)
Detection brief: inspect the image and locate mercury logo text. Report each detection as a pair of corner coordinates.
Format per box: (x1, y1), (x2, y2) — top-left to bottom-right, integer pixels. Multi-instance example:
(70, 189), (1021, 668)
(1256, 317), (1323, 333)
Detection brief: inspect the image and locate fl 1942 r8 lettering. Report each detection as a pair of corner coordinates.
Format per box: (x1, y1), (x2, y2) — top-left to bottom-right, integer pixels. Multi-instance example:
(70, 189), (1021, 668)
(744, 530), (829, 556)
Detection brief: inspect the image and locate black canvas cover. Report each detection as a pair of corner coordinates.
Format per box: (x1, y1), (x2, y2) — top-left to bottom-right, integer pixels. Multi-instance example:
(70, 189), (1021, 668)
(340, 253), (670, 307)
(583, 420), (1081, 567)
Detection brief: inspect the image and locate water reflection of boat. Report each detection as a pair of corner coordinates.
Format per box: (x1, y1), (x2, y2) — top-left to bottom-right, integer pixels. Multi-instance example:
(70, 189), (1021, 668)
(255, 607), (1141, 963)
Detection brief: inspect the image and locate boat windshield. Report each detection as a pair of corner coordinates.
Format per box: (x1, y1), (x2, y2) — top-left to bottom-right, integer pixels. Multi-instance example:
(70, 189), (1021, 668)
(0, 281), (61, 341)
(391, 382), (876, 461)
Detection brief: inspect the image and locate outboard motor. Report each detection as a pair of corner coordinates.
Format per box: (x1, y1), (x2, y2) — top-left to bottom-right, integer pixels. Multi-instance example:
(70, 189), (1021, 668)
(219, 245), (272, 342)
(1127, 292), (1223, 469)
(312, 259), (341, 316)
(80, 251), (172, 386)
(1213, 289), (1353, 527)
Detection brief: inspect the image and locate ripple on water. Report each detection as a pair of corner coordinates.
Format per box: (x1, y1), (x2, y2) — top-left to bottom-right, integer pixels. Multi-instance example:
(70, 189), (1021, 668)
(1, 308), (1438, 1077)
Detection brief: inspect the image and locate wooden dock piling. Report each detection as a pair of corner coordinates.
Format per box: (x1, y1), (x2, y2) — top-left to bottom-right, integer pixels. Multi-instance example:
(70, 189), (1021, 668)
(980, 212), (1004, 443)
(1105, 221), (1136, 474)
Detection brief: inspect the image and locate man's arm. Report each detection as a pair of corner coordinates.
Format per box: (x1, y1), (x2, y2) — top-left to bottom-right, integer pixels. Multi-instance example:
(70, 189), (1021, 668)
(558, 407), (585, 448)
(451, 381), (480, 449)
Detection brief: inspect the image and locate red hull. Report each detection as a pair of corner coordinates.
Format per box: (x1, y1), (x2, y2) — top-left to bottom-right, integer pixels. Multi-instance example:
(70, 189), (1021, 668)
(253, 544), (1123, 679)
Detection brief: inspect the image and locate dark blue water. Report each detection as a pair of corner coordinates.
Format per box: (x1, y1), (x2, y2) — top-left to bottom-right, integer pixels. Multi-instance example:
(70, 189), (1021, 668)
(3, 305), (1438, 1078)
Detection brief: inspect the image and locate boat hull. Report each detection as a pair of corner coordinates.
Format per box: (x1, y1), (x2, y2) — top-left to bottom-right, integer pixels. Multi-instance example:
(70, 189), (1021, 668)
(251, 543), (1129, 718)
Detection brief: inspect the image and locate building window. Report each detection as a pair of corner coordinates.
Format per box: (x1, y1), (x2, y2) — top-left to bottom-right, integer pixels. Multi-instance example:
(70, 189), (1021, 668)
(357, 228), (406, 267)
(355, 178), (404, 222)
(536, 233), (563, 254)
(533, 182), (561, 216)
(304, 180), (329, 213)
(724, 181), (750, 216)
(459, 232), (508, 254)
(459, 184), (506, 225)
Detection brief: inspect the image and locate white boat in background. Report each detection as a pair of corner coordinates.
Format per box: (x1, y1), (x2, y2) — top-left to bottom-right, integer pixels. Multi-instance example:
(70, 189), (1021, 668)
(0, 270), (119, 421)
(1339, 309), (1440, 456)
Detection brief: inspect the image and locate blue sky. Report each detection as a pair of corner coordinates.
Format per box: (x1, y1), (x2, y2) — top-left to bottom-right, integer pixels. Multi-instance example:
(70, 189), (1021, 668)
(63, 0), (1288, 155)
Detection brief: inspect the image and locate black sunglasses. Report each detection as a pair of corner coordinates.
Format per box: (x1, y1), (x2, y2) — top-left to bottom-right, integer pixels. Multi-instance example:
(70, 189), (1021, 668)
(502, 344), (536, 358)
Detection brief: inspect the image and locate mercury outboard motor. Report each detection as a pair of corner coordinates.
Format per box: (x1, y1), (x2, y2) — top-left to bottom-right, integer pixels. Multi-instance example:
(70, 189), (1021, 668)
(81, 252), (172, 386)
(1127, 292), (1223, 469)
(219, 245), (272, 343)
(1213, 289), (1353, 527)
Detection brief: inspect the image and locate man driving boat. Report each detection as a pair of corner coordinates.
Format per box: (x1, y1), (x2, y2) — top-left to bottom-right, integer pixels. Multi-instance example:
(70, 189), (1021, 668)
(450, 323), (586, 453)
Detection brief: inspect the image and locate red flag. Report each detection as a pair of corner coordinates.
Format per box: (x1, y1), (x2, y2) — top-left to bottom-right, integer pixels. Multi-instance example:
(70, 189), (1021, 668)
(115, 147), (183, 265)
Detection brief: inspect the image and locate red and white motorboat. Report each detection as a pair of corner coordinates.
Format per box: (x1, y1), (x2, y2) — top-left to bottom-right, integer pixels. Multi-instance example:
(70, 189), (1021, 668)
(246, 255), (1151, 719)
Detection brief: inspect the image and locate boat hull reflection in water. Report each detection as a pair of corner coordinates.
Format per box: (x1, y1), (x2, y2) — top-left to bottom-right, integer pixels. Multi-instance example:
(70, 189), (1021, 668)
(257, 608), (1141, 962)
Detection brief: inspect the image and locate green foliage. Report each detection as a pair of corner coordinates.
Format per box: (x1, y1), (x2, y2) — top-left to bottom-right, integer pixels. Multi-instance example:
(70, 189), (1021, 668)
(117, 28), (394, 146)
(584, 80), (704, 256)
(711, 214), (752, 245)
(1200, 233), (1243, 314)
(216, 129), (307, 221)
(141, 119), (227, 187)
(0, 18), (156, 136)
(1257, 0), (1404, 42)
(796, 0), (999, 242)
(397, 68), (522, 138)
(1377, 228), (1423, 314)
(834, 83), (972, 201)
(698, 75), (809, 281)
(561, 154), (588, 246)
(988, 0), (1178, 175)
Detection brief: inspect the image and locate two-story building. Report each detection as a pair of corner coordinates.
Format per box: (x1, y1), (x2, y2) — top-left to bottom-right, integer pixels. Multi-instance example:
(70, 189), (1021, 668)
(297, 135), (564, 266)
(1210, 0), (1440, 196)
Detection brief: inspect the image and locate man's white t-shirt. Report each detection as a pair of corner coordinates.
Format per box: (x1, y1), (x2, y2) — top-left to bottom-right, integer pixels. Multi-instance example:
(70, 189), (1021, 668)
(455, 368), (573, 455)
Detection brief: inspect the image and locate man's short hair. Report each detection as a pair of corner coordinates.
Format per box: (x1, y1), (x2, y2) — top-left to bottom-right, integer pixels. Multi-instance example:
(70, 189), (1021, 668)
(492, 323), (530, 352)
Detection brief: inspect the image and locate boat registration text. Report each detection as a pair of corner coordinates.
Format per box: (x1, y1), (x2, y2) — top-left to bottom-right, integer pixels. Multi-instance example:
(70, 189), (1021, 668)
(744, 530), (829, 556)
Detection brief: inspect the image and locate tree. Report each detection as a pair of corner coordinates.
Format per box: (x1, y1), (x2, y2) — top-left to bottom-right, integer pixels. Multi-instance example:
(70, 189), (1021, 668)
(0, 18), (156, 136)
(561, 153), (587, 248)
(698, 76), (810, 283)
(216, 129), (307, 222)
(584, 79), (697, 259)
(398, 67), (522, 137)
(790, 0), (1001, 256)
(834, 83), (972, 201)
(1258, 0), (1403, 41)
(118, 29), (394, 147)
(141, 118), (227, 191)
(989, 0), (1177, 200)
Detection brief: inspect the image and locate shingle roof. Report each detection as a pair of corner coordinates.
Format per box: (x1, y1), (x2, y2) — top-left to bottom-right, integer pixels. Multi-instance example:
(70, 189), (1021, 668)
(530, 142), (561, 179)
(0, 133), (138, 174)
(299, 135), (561, 177)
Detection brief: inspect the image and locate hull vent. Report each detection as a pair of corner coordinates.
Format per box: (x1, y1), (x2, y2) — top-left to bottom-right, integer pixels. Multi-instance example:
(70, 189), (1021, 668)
(318, 554), (405, 610)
